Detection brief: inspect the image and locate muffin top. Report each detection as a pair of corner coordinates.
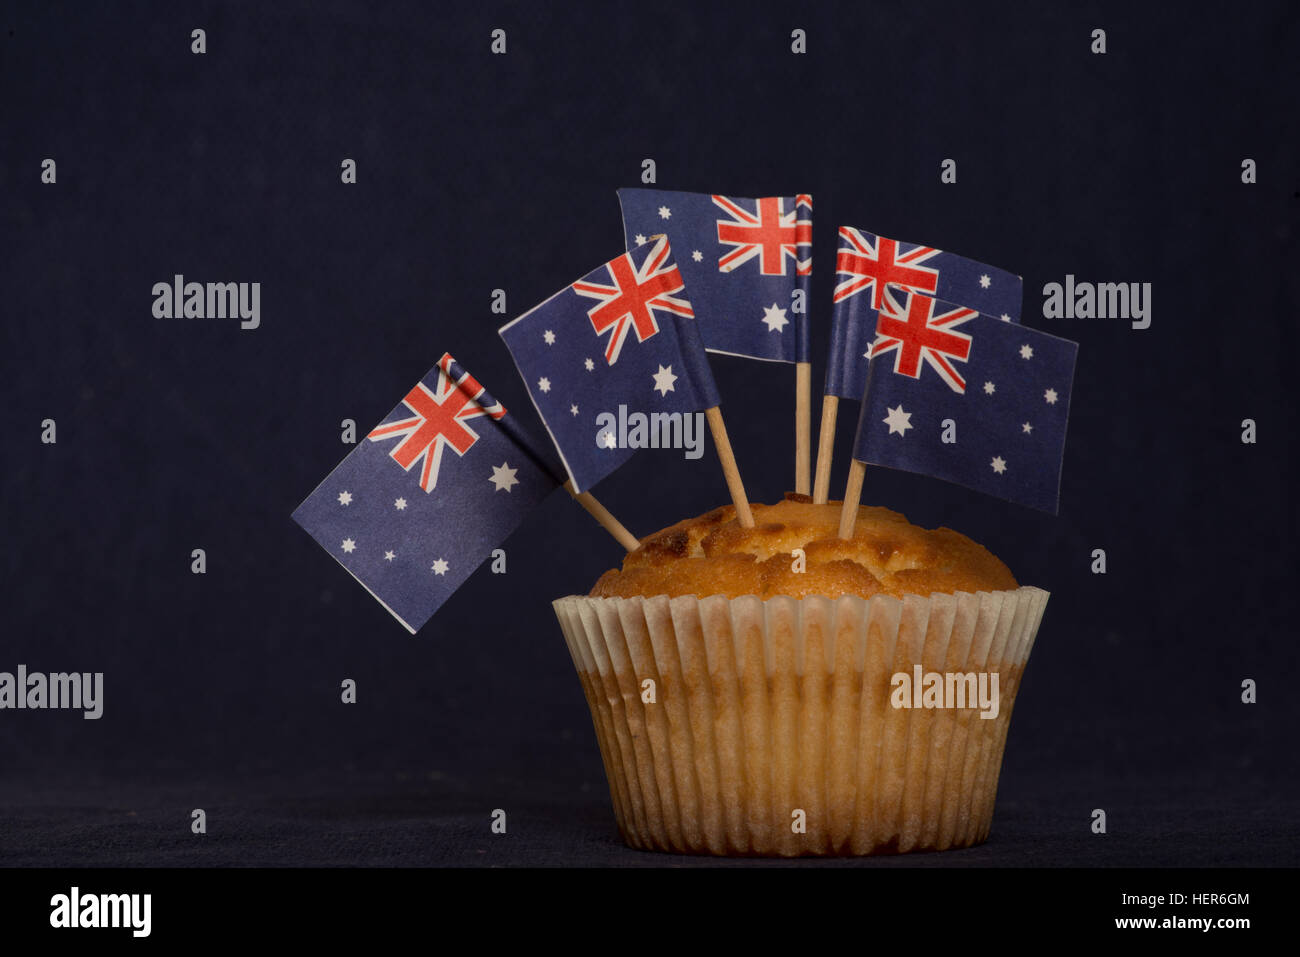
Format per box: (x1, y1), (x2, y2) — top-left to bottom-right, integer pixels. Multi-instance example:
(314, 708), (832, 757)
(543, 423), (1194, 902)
(589, 493), (1017, 600)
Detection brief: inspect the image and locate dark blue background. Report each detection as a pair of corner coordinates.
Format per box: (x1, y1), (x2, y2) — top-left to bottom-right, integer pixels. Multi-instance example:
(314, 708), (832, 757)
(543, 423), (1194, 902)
(2, 1), (1297, 865)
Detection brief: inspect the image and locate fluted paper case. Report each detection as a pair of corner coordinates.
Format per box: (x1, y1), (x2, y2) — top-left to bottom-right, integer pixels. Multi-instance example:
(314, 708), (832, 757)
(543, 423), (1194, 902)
(552, 587), (1048, 856)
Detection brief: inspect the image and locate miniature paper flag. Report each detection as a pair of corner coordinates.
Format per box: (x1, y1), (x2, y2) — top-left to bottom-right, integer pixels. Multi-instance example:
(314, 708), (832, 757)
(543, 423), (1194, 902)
(498, 235), (720, 493)
(851, 286), (1077, 513)
(292, 353), (563, 633)
(826, 225), (1023, 401)
(617, 188), (813, 363)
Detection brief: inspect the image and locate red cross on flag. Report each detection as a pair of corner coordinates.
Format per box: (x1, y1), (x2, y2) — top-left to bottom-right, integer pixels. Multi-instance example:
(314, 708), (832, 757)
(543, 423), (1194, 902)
(869, 286), (976, 393)
(367, 353), (507, 491)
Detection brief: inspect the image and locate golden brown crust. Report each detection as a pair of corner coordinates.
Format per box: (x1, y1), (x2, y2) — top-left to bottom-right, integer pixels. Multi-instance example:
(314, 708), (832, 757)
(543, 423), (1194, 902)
(589, 493), (1017, 600)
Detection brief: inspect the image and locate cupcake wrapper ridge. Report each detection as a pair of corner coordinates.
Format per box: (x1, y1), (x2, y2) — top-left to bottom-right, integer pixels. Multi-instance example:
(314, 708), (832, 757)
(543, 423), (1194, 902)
(552, 587), (1048, 857)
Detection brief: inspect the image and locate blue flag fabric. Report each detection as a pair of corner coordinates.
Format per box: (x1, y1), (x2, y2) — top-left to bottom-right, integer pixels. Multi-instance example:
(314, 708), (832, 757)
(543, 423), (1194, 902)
(617, 188), (813, 363)
(851, 286), (1077, 513)
(826, 225), (1024, 400)
(499, 236), (720, 493)
(293, 353), (562, 633)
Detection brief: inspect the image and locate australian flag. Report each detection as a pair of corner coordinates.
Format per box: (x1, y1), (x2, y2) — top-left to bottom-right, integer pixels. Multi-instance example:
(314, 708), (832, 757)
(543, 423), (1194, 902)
(292, 353), (562, 633)
(851, 286), (1077, 513)
(617, 188), (812, 363)
(826, 225), (1023, 400)
(499, 235), (720, 493)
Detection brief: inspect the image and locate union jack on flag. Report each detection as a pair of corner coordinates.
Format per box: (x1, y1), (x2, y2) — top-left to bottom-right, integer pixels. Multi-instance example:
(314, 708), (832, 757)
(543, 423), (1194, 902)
(366, 354), (507, 493)
(499, 237), (720, 493)
(869, 287), (977, 393)
(573, 236), (694, 365)
(824, 224), (1023, 401)
(834, 228), (940, 308)
(617, 188), (814, 363)
(714, 194), (813, 276)
(851, 286), (1078, 513)
(293, 353), (563, 633)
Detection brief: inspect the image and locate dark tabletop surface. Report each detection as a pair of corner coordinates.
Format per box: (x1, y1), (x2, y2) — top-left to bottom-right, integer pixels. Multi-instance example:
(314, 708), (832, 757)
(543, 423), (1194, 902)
(5, 717), (1296, 868)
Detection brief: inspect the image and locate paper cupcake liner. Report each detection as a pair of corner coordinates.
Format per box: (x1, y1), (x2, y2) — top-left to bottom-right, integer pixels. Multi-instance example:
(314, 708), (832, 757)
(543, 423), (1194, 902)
(552, 587), (1048, 857)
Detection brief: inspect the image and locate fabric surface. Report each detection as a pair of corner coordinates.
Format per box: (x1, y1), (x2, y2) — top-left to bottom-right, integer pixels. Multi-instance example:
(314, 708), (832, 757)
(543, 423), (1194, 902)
(3, 763), (1296, 868)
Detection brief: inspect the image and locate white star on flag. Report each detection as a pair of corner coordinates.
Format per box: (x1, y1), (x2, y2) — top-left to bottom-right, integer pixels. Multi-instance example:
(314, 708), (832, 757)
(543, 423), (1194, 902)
(569, 404), (579, 416)
(882, 404), (913, 437)
(394, 497), (407, 510)
(652, 364), (678, 396)
(1044, 388), (1058, 404)
(658, 206), (671, 219)
(543, 330), (556, 345)
(979, 274), (991, 289)
(761, 303), (789, 332)
(1019, 344), (1033, 359)
(601, 431), (617, 449)
(692, 250), (703, 262)
(538, 377), (551, 393)
(384, 550), (395, 562)
(342, 538), (356, 554)
(633, 234), (646, 245)
(584, 357), (594, 371)
(983, 381), (996, 395)
(1000, 314), (1011, 322)
(991, 456), (1007, 474)
(1022, 422), (1033, 434)
(338, 491), (353, 505)
(431, 558), (449, 576)
(489, 462), (519, 492)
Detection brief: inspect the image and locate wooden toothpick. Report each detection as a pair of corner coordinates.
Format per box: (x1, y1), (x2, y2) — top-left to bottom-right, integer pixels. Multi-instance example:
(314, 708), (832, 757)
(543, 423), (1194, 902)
(564, 481), (640, 551)
(795, 361), (811, 496)
(812, 394), (839, 504)
(837, 459), (866, 539)
(705, 407), (754, 528)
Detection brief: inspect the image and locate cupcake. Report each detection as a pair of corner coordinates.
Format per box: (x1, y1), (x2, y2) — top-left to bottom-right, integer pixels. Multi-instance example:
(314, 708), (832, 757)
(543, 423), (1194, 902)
(552, 493), (1049, 856)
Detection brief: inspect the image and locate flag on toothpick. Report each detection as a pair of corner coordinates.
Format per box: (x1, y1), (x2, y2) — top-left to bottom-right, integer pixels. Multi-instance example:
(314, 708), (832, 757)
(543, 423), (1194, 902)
(292, 353), (563, 633)
(498, 236), (722, 494)
(826, 226), (1024, 401)
(617, 188), (813, 363)
(851, 286), (1076, 513)
(619, 187), (815, 496)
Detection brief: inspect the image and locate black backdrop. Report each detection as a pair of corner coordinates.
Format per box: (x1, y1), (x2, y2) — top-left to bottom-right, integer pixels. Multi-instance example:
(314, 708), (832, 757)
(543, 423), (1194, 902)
(2, 1), (1297, 867)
